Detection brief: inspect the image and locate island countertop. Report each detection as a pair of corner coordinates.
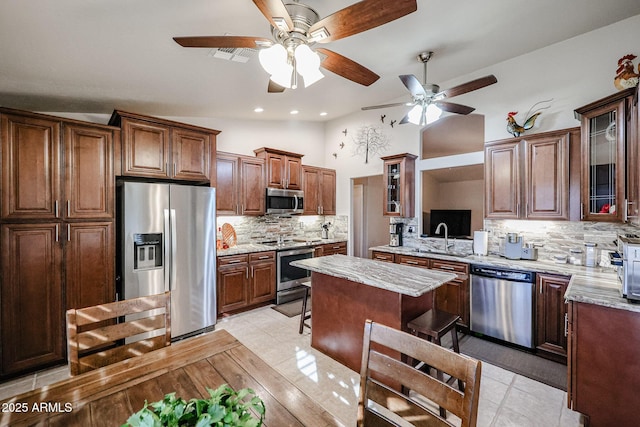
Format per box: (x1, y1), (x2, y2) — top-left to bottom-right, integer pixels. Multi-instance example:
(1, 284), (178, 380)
(291, 254), (456, 297)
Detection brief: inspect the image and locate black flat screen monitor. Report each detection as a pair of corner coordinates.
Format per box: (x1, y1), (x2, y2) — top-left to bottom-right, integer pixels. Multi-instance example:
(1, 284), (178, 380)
(429, 209), (472, 238)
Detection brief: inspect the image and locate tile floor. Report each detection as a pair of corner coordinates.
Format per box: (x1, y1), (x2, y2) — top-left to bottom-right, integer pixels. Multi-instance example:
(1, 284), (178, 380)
(0, 305), (585, 426)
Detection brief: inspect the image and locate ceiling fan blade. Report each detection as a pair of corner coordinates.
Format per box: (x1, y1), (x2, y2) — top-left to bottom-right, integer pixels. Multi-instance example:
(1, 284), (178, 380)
(316, 48), (379, 86)
(173, 36), (272, 48)
(268, 80), (286, 93)
(252, 0), (294, 31)
(361, 102), (412, 111)
(309, 0), (417, 43)
(399, 74), (426, 97)
(437, 74), (497, 99)
(435, 101), (476, 115)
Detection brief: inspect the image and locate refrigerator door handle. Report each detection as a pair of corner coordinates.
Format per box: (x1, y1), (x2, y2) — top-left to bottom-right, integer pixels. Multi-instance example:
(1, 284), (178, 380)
(163, 209), (171, 292)
(170, 208), (178, 291)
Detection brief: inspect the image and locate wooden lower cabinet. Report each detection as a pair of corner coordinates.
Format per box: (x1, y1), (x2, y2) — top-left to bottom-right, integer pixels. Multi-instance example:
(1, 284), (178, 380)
(1, 223), (65, 376)
(567, 301), (640, 426)
(217, 251), (276, 314)
(371, 250), (394, 262)
(315, 241), (347, 257)
(535, 273), (569, 363)
(430, 259), (470, 331)
(248, 252), (276, 305)
(65, 222), (115, 310)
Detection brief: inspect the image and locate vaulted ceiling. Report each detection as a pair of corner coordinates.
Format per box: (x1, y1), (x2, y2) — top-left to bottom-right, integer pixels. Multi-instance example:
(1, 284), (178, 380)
(1, 0), (639, 121)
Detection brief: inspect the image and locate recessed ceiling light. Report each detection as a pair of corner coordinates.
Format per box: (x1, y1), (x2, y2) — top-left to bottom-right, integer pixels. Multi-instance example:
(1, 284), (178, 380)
(290, 110), (299, 115)
(254, 107), (264, 113)
(320, 112), (328, 116)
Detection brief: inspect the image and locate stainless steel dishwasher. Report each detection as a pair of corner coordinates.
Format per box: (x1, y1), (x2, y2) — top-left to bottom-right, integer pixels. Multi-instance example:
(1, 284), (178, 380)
(470, 265), (536, 349)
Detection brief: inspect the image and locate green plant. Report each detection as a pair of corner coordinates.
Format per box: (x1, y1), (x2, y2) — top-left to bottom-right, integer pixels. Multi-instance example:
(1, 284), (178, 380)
(122, 384), (265, 427)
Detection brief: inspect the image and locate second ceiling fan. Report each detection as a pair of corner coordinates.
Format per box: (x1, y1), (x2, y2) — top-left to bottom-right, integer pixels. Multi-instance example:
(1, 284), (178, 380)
(362, 51), (498, 125)
(173, 0), (418, 92)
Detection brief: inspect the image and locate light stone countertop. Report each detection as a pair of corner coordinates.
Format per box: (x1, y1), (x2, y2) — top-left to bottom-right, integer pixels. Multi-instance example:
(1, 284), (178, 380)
(369, 245), (640, 313)
(291, 254), (456, 297)
(217, 238), (348, 257)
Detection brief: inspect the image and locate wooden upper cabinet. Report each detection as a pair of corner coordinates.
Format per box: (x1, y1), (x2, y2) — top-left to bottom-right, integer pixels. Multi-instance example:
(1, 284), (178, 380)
(575, 89), (634, 222)
(254, 147), (303, 190)
(302, 165), (336, 215)
(1, 110), (116, 221)
(111, 110), (219, 183)
(1, 113), (61, 220)
(485, 128), (574, 220)
(216, 152), (240, 215)
(524, 132), (569, 219)
(381, 153), (416, 217)
(172, 127), (211, 181)
(64, 124), (114, 219)
(485, 140), (520, 219)
(216, 151), (265, 216)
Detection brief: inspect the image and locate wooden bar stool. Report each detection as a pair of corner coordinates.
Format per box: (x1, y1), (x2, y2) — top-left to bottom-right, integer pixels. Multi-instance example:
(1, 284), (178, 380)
(407, 309), (463, 418)
(298, 283), (311, 334)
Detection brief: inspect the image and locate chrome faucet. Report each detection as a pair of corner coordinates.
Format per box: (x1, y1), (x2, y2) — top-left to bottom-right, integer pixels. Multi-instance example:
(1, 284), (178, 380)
(435, 222), (450, 251)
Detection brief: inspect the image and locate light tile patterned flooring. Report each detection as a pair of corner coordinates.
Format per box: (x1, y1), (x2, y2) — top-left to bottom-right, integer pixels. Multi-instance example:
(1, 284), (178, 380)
(0, 305), (585, 426)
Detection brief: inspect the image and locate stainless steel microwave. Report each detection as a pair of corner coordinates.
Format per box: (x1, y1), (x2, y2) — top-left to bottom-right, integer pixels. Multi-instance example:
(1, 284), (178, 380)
(266, 188), (304, 215)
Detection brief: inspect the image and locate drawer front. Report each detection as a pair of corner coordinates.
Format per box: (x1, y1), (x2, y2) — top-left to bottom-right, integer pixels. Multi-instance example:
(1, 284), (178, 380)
(218, 254), (249, 267)
(371, 251), (395, 263)
(396, 255), (429, 268)
(322, 242), (347, 255)
(430, 259), (469, 277)
(249, 251), (275, 263)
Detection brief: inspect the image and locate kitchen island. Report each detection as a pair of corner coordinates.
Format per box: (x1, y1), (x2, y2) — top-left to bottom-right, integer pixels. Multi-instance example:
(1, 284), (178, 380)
(291, 254), (456, 372)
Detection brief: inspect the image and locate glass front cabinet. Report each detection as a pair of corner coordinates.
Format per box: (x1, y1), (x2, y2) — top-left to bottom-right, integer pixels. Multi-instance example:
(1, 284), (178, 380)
(574, 88), (637, 222)
(381, 153), (417, 217)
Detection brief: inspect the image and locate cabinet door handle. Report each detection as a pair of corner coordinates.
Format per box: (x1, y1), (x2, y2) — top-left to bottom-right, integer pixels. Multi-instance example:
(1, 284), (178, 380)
(246, 267), (249, 279)
(54, 200), (59, 218)
(258, 255), (270, 259)
(227, 260), (242, 264)
(174, 163), (177, 176)
(67, 200), (70, 217)
(564, 312), (569, 337)
(55, 224), (59, 242)
(67, 224), (71, 242)
(405, 260), (418, 265)
(580, 203), (584, 220)
(540, 283), (543, 294)
(438, 265), (455, 271)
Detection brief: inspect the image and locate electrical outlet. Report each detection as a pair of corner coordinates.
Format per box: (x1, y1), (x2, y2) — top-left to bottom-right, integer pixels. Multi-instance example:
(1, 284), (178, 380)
(407, 226), (415, 233)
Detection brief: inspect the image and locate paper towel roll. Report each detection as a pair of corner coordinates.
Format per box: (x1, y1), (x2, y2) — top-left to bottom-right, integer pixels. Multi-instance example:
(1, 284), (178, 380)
(473, 231), (489, 256)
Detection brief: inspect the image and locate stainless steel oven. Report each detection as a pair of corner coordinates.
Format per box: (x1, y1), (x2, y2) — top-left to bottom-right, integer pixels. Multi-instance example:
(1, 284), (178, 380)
(276, 247), (314, 304)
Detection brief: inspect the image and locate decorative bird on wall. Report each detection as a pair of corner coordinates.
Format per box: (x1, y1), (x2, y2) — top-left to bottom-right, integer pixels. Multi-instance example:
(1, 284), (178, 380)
(505, 99), (552, 137)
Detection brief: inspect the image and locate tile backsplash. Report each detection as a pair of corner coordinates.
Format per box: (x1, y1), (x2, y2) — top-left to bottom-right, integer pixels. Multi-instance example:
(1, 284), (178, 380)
(216, 215), (348, 244)
(394, 217), (640, 267)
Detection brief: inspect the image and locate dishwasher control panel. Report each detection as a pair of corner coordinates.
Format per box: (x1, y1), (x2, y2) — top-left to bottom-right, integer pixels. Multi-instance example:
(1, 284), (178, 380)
(471, 265), (535, 283)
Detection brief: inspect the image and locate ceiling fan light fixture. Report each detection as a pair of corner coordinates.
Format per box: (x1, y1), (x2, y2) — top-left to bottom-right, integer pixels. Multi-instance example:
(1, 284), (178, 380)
(426, 103), (443, 124)
(407, 104), (424, 125)
(294, 44), (324, 87)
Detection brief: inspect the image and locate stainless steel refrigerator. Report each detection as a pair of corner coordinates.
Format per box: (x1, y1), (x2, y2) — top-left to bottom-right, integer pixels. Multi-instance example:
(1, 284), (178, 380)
(119, 181), (216, 340)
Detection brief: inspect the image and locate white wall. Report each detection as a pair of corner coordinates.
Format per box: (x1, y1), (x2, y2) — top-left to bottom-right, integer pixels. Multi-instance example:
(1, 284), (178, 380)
(324, 13), (640, 216)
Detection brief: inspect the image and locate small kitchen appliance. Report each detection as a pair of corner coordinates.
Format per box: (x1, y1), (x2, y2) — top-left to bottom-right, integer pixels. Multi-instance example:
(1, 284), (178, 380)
(520, 243), (538, 261)
(504, 233), (522, 259)
(473, 230), (489, 256)
(389, 223), (404, 247)
(617, 235), (640, 301)
(321, 222), (331, 239)
(584, 242), (600, 267)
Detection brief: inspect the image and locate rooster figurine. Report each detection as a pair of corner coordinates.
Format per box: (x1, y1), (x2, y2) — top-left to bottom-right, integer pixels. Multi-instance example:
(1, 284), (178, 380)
(614, 54), (640, 90)
(506, 111), (541, 137)
(505, 99), (552, 137)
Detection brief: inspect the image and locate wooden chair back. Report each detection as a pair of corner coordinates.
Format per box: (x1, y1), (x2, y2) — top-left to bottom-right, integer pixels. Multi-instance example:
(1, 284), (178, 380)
(357, 320), (482, 427)
(66, 291), (171, 376)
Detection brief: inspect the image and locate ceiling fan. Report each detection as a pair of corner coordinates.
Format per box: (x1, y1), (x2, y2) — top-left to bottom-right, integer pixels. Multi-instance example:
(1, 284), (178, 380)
(362, 51), (498, 125)
(173, 0), (417, 92)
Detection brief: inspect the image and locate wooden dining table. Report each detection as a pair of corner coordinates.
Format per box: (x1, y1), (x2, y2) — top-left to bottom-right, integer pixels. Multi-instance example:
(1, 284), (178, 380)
(0, 329), (344, 427)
